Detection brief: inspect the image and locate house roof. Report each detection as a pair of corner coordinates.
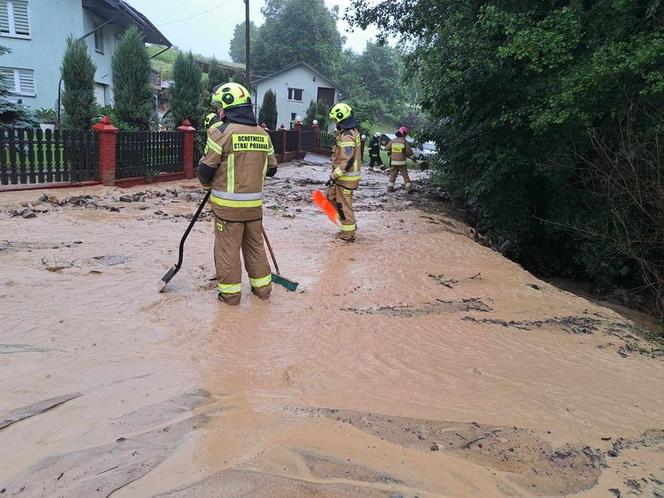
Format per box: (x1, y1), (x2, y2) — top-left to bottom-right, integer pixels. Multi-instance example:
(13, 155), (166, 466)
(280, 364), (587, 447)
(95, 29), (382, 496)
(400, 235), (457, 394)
(82, 0), (172, 46)
(252, 62), (343, 92)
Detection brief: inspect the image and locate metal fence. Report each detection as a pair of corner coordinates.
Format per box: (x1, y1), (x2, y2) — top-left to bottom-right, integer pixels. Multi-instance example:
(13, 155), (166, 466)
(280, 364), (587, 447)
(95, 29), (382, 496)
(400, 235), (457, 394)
(116, 131), (183, 179)
(267, 130), (282, 155)
(318, 131), (336, 151)
(285, 130), (298, 152)
(301, 130), (314, 151)
(0, 127), (98, 185)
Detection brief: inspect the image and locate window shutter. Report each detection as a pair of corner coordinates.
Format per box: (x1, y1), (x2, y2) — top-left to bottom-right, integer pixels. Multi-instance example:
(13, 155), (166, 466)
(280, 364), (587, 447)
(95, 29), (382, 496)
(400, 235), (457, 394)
(12, 0), (29, 36)
(0, 1), (9, 34)
(0, 67), (16, 92)
(18, 68), (34, 94)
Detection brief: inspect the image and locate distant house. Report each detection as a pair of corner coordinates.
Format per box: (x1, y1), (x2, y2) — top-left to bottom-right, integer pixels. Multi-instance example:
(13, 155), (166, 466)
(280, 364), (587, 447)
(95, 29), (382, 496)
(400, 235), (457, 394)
(0, 0), (170, 110)
(252, 62), (343, 128)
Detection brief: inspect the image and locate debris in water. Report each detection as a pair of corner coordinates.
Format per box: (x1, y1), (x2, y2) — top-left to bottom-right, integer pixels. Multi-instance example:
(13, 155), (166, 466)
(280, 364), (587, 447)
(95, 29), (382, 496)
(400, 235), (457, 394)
(428, 273), (458, 288)
(0, 393), (81, 430)
(92, 255), (127, 266)
(41, 257), (80, 272)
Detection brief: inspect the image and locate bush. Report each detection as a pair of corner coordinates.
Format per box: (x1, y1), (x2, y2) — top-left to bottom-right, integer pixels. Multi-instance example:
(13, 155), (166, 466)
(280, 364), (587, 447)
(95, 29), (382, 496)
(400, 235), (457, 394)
(303, 100), (328, 129)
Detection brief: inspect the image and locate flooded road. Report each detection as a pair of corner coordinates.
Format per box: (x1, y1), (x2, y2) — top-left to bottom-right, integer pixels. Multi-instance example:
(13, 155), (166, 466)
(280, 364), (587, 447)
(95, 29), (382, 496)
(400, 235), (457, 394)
(1, 160), (663, 497)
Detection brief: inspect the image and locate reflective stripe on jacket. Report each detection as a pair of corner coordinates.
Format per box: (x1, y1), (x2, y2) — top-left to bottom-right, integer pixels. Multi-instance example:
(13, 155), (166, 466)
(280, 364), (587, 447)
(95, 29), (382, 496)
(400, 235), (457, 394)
(331, 128), (361, 189)
(387, 136), (412, 166)
(200, 123), (277, 221)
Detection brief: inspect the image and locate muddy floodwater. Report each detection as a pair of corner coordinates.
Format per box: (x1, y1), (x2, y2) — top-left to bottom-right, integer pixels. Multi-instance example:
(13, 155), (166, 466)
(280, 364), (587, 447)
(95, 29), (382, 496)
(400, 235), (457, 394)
(1, 160), (663, 497)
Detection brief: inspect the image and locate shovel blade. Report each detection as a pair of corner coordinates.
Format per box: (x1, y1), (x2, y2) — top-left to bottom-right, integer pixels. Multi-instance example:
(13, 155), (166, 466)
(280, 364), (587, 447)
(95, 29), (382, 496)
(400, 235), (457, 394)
(159, 265), (178, 293)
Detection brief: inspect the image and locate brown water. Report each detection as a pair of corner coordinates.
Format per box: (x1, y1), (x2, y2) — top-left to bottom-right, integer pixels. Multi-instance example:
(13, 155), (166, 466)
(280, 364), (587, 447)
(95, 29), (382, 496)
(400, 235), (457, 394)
(1, 162), (663, 497)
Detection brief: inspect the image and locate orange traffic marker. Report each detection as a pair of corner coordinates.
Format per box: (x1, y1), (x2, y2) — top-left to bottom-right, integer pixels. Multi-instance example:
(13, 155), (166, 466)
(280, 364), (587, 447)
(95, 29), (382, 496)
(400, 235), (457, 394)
(312, 189), (339, 225)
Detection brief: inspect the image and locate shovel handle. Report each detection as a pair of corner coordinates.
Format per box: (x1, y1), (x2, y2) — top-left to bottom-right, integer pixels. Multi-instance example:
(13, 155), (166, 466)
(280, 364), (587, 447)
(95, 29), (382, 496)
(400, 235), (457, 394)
(261, 225), (280, 275)
(175, 189), (210, 271)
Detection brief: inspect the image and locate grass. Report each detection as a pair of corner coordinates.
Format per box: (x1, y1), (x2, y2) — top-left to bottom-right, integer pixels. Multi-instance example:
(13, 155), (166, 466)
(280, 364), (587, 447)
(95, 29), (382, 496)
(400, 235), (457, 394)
(4, 146), (66, 169)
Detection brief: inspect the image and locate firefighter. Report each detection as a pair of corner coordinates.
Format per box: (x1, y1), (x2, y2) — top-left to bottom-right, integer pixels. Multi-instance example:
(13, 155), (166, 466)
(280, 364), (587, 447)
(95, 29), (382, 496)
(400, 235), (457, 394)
(386, 126), (414, 193)
(198, 82), (278, 305)
(368, 131), (384, 172)
(204, 112), (220, 129)
(327, 102), (361, 241)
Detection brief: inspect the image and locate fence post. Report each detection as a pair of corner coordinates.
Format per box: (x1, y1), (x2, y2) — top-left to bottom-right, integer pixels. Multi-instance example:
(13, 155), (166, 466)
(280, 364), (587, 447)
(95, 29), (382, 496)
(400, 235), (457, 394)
(279, 125), (286, 163)
(177, 119), (196, 179)
(295, 119), (302, 159)
(312, 121), (319, 150)
(92, 115), (118, 186)
(361, 135), (366, 163)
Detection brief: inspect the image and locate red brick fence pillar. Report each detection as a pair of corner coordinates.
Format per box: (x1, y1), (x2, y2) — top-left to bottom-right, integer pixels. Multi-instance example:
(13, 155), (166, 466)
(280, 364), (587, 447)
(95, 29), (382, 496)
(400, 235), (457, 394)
(178, 119), (196, 179)
(92, 115), (119, 186)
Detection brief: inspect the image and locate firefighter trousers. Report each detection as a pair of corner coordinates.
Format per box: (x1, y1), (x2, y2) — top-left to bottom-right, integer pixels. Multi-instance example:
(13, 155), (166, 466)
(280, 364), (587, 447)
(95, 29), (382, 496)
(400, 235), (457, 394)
(327, 184), (356, 240)
(369, 155), (383, 170)
(214, 217), (272, 305)
(388, 164), (412, 190)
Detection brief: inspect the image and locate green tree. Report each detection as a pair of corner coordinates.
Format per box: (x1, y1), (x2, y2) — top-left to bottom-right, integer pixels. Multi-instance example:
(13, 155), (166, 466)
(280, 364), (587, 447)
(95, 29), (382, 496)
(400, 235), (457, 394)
(355, 42), (405, 105)
(258, 89), (277, 129)
(229, 21), (258, 65)
(60, 36), (96, 129)
(112, 26), (154, 130)
(348, 0), (664, 313)
(207, 57), (230, 92)
(303, 100), (329, 129)
(253, 0), (343, 77)
(169, 51), (203, 129)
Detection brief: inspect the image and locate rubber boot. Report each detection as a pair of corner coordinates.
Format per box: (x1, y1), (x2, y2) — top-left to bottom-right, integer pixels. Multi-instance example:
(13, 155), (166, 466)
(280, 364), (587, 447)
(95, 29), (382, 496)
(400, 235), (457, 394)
(218, 293), (241, 305)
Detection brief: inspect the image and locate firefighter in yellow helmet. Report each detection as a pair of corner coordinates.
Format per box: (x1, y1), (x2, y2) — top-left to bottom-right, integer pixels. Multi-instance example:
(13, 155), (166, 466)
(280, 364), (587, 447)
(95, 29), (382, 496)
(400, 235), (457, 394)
(327, 102), (361, 241)
(198, 82), (278, 305)
(386, 126), (414, 193)
(204, 112), (220, 129)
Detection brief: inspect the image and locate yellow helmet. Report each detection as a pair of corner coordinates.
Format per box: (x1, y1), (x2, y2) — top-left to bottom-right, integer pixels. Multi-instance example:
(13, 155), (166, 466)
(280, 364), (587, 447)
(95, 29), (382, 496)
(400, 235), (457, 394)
(211, 82), (252, 110)
(204, 112), (219, 128)
(329, 102), (353, 123)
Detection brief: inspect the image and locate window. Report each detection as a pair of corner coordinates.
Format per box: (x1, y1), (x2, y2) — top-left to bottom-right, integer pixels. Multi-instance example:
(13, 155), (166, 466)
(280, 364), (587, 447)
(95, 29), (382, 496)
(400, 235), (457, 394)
(0, 66), (35, 96)
(94, 22), (104, 54)
(290, 113), (297, 122)
(0, 0), (30, 38)
(287, 88), (303, 102)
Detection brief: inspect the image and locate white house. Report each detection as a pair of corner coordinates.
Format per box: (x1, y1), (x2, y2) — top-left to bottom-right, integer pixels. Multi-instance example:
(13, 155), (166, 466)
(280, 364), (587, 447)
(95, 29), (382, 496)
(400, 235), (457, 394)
(252, 62), (343, 129)
(0, 0), (170, 111)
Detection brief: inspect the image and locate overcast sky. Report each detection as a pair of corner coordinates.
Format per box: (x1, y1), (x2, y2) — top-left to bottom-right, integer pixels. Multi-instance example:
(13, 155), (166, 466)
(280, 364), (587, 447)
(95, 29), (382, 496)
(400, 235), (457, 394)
(127, 0), (379, 60)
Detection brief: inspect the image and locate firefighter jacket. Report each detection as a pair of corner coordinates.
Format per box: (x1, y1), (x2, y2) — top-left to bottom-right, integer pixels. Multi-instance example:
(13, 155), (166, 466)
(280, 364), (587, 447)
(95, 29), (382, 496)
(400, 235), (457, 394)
(331, 128), (361, 189)
(386, 136), (413, 166)
(369, 137), (381, 158)
(200, 121), (277, 222)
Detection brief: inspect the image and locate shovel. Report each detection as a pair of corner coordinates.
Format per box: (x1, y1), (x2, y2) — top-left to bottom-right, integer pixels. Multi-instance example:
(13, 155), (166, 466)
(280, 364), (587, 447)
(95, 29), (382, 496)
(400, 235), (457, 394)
(312, 188), (339, 225)
(261, 226), (299, 292)
(159, 190), (211, 292)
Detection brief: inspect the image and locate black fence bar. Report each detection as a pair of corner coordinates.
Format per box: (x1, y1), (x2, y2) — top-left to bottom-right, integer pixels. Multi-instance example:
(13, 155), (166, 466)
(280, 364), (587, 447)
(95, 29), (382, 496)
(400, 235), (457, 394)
(301, 130), (313, 152)
(285, 130), (298, 152)
(318, 131), (336, 151)
(115, 130), (184, 180)
(0, 127), (98, 186)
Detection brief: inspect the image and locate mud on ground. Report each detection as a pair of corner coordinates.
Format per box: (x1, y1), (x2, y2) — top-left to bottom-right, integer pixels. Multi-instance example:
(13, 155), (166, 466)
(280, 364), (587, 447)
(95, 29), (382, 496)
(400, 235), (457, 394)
(0, 158), (663, 497)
